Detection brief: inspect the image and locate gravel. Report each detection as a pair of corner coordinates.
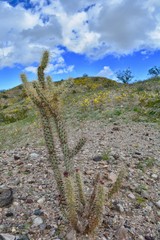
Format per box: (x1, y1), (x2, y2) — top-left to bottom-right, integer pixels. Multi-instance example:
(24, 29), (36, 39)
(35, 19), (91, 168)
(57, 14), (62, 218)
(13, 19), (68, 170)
(0, 120), (160, 239)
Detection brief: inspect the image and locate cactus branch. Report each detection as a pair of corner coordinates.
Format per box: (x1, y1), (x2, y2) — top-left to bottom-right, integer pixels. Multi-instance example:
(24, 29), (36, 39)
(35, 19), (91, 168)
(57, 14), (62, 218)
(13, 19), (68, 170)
(75, 169), (86, 207)
(85, 181), (105, 234)
(64, 172), (79, 231)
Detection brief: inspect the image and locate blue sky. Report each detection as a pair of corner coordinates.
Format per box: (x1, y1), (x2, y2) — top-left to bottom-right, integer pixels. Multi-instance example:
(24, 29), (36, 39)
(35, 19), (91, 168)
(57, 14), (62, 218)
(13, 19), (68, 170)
(0, 0), (160, 89)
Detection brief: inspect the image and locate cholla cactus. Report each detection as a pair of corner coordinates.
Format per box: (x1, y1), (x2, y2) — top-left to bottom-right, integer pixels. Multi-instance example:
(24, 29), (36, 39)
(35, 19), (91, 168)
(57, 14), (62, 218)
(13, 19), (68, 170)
(21, 51), (123, 238)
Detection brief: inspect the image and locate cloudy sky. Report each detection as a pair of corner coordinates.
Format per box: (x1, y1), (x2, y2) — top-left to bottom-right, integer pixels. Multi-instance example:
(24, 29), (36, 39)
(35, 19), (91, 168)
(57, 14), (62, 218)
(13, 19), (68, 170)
(0, 0), (160, 89)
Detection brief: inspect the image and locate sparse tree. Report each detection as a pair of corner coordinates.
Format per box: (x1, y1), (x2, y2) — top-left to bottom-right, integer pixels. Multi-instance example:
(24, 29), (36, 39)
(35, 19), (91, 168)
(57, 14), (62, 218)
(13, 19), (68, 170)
(116, 68), (134, 84)
(83, 73), (88, 77)
(148, 66), (160, 77)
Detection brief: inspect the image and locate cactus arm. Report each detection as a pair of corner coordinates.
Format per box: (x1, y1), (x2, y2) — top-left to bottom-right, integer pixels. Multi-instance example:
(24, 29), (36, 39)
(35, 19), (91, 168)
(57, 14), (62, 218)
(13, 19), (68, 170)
(75, 169), (85, 207)
(20, 74), (41, 107)
(32, 82), (74, 174)
(85, 181), (105, 234)
(63, 172), (79, 231)
(87, 173), (100, 210)
(69, 137), (86, 159)
(37, 50), (49, 89)
(39, 107), (64, 197)
(46, 76), (53, 88)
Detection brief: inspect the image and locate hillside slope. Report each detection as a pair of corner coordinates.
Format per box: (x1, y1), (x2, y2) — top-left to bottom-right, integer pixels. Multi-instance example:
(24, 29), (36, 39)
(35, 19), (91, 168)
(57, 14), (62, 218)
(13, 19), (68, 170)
(0, 76), (160, 150)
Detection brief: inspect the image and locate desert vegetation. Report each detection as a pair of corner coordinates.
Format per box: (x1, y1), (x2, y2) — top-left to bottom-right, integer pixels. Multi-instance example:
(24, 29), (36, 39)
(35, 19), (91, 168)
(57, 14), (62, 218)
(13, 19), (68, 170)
(0, 53), (159, 240)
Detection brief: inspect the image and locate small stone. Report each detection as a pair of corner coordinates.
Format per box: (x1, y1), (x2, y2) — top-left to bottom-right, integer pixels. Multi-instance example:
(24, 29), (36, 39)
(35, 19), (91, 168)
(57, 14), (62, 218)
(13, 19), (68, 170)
(17, 235), (30, 240)
(135, 151), (141, 155)
(85, 170), (93, 175)
(33, 209), (44, 216)
(138, 236), (145, 240)
(128, 193), (136, 200)
(157, 211), (160, 217)
(116, 203), (124, 213)
(144, 236), (155, 240)
(112, 153), (119, 160)
(13, 202), (19, 206)
(37, 197), (45, 204)
(49, 228), (56, 236)
(66, 229), (76, 240)
(46, 224), (52, 230)
(151, 174), (158, 179)
(0, 234), (17, 240)
(14, 155), (20, 160)
(13, 179), (20, 185)
(5, 212), (14, 217)
(117, 226), (128, 240)
(112, 127), (120, 131)
(0, 188), (13, 207)
(93, 155), (102, 162)
(0, 224), (6, 231)
(141, 190), (149, 199)
(155, 200), (160, 209)
(39, 223), (46, 230)
(26, 199), (33, 204)
(108, 172), (117, 183)
(33, 217), (43, 226)
(29, 153), (39, 160)
(11, 227), (16, 233)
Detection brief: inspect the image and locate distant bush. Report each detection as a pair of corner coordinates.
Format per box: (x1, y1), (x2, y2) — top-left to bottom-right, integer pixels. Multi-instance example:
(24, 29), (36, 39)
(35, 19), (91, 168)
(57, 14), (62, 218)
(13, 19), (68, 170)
(1, 94), (9, 99)
(0, 107), (28, 124)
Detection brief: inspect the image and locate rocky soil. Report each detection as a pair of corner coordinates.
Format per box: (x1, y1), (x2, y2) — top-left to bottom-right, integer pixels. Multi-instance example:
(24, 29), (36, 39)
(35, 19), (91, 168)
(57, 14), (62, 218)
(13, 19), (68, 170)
(0, 120), (160, 240)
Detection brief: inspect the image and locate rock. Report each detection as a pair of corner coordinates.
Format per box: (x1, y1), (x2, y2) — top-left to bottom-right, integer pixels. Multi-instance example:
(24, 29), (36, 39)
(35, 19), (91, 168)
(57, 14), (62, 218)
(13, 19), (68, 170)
(49, 228), (56, 236)
(128, 193), (136, 200)
(157, 211), (160, 217)
(14, 155), (20, 160)
(13, 179), (20, 186)
(17, 235), (30, 240)
(155, 200), (160, 209)
(33, 217), (43, 226)
(29, 153), (39, 160)
(141, 190), (149, 199)
(151, 174), (158, 179)
(116, 226), (128, 240)
(112, 153), (119, 160)
(138, 236), (145, 240)
(26, 199), (33, 204)
(112, 127), (120, 131)
(135, 151), (141, 155)
(37, 197), (45, 204)
(11, 227), (16, 233)
(0, 235), (5, 240)
(0, 234), (17, 240)
(108, 172), (117, 183)
(116, 203), (124, 213)
(144, 236), (155, 240)
(5, 212), (14, 217)
(93, 155), (102, 162)
(33, 209), (44, 216)
(39, 223), (46, 230)
(66, 230), (76, 240)
(0, 224), (6, 231)
(84, 170), (93, 175)
(0, 188), (13, 207)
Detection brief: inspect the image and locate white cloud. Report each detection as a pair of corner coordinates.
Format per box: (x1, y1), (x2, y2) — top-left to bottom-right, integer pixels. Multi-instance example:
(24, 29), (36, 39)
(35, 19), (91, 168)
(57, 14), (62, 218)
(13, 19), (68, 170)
(97, 66), (117, 79)
(25, 63), (74, 75)
(0, 0), (160, 69)
(24, 50), (74, 75)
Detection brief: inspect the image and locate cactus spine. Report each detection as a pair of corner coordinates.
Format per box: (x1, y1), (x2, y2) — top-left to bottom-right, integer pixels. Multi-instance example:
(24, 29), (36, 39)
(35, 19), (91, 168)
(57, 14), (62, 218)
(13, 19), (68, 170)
(21, 51), (123, 238)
